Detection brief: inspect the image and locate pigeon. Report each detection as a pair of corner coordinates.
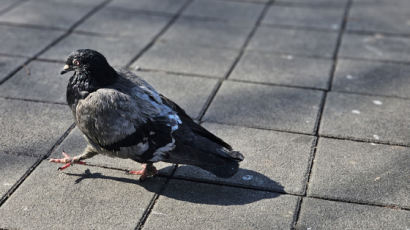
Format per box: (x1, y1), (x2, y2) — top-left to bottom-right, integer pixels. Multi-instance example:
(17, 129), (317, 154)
(50, 49), (244, 180)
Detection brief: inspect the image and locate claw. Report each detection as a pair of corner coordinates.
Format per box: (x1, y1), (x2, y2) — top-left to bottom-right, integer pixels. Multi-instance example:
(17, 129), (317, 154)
(128, 164), (157, 181)
(50, 151), (86, 171)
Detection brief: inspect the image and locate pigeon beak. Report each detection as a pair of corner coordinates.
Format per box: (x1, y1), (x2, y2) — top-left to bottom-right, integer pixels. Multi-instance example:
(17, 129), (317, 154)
(60, 64), (72, 75)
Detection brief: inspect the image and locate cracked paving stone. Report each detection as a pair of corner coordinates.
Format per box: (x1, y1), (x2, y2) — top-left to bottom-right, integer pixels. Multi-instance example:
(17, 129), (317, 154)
(174, 123), (315, 195)
(204, 81), (323, 134)
(142, 179), (299, 230)
(0, 55), (27, 82)
(320, 92), (410, 145)
(107, 0), (189, 14)
(308, 138), (410, 208)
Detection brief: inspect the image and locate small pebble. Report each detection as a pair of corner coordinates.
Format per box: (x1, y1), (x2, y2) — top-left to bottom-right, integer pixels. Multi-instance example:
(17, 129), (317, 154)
(373, 100), (383, 105)
(352, 110), (361, 114)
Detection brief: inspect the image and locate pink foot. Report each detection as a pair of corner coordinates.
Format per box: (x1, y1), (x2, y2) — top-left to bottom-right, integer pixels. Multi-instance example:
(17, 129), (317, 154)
(129, 164), (157, 181)
(49, 151), (86, 170)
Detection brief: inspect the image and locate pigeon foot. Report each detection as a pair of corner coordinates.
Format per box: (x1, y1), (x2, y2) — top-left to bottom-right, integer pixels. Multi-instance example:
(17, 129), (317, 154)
(49, 151), (86, 170)
(129, 164), (157, 181)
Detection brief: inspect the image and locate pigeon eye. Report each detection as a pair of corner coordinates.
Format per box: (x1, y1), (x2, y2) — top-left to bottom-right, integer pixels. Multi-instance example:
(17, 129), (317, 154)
(73, 59), (80, 65)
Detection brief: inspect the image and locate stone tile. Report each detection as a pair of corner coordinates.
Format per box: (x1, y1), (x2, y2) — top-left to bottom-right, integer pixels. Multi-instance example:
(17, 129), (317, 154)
(40, 33), (149, 66)
(0, 0), (21, 13)
(142, 179), (299, 230)
(204, 81), (323, 133)
(348, 0), (410, 35)
(134, 71), (218, 119)
(76, 8), (172, 38)
(0, 25), (64, 57)
(230, 51), (333, 89)
(107, 0), (188, 14)
(248, 26), (338, 58)
(160, 17), (252, 49)
(0, 55), (27, 82)
(0, 61), (67, 103)
(309, 138), (410, 208)
(263, 5), (344, 30)
(182, 0), (264, 25)
(320, 92), (410, 145)
(0, 98), (73, 157)
(296, 198), (410, 230)
(174, 123), (315, 194)
(333, 59), (410, 98)
(49, 127), (175, 176)
(0, 153), (38, 198)
(134, 41), (239, 77)
(339, 33), (410, 62)
(0, 159), (166, 229)
(0, 0), (103, 29)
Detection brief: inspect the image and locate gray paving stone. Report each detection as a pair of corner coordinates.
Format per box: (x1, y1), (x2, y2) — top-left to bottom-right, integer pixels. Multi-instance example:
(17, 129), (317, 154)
(296, 198), (410, 230)
(174, 123), (315, 194)
(230, 51), (333, 89)
(320, 92), (410, 145)
(0, 0), (21, 13)
(0, 160), (165, 229)
(0, 153), (37, 198)
(0, 55), (27, 82)
(0, 0), (103, 29)
(49, 127), (174, 176)
(0, 61), (67, 103)
(159, 17), (252, 49)
(0, 25), (64, 57)
(263, 5), (344, 30)
(204, 81), (323, 133)
(107, 0), (188, 14)
(40, 33), (149, 66)
(339, 33), (410, 62)
(133, 41), (239, 77)
(76, 8), (172, 38)
(0, 98), (73, 157)
(348, 0), (410, 35)
(309, 138), (410, 208)
(135, 71), (218, 119)
(333, 59), (410, 98)
(142, 179), (299, 230)
(182, 0), (264, 25)
(248, 26), (338, 58)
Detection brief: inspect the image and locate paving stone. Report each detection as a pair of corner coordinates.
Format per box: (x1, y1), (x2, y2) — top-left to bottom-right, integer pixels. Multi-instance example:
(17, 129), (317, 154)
(230, 51), (333, 89)
(248, 26), (338, 58)
(0, 61), (67, 103)
(142, 179), (299, 230)
(263, 5), (344, 30)
(0, 0), (103, 29)
(320, 92), (410, 145)
(0, 55), (27, 82)
(0, 25), (64, 57)
(159, 17), (252, 49)
(347, 0), (410, 35)
(107, 0), (188, 14)
(135, 71), (218, 119)
(339, 33), (410, 62)
(0, 98), (73, 157)
(0, 153), (37, 198)
(174, 123), (315, 194)
(182, 0), (264, 25)
(40, 33), (149, 66)
(333, 59), (410, 98)
(204, 81), (323, 133)
(308, 138), (410, 208)
(0, 160), (165, 229)
(296, 198), (410, 230)
(0, 0), (21, 13)
(134, 41), (239, 77)
(49, 127), (175, 176)
(76, 8), (172, 38)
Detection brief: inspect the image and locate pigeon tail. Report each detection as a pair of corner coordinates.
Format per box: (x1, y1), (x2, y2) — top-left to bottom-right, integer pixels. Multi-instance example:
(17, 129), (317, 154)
(195, 154), (241, 178)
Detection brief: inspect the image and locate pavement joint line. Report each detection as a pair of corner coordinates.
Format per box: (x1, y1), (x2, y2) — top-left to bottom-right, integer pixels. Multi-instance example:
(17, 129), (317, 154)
(274, 2), (346, 9)
(261, 23), (341, 33)
(0, 96), (67, 105)
(0, 53), (29, 59)
(0, 123), (76, 207)
(345, 29), (410, 39)
(292, 0), (353, 227)
(124, 0), (194, 68)
(339, 55), (410, 66)
(0, 21), (67, 32)
(134, 67), (222, 80)
(0, 0), (28, 16)
(197, 0), (275, 121)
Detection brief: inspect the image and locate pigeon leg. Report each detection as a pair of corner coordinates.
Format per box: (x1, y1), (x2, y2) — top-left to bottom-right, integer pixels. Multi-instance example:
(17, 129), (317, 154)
(129, 163), (158, 181)
(49, 146), (98, 170)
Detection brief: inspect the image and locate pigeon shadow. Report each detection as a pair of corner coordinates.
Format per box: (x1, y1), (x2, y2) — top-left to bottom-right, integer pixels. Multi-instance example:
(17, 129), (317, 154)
(64, 166), (284, 206)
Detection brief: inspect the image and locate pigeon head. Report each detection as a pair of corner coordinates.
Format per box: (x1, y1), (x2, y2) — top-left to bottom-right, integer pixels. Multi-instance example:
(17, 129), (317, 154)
(61, 49), (117, 85)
